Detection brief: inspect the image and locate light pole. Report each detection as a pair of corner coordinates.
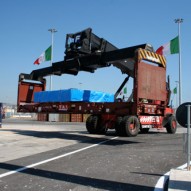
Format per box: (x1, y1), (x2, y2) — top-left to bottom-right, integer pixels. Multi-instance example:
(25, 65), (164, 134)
(48, 28), (57, 90)
(175, 81), (179, 108)
(175, 18), (183, 105)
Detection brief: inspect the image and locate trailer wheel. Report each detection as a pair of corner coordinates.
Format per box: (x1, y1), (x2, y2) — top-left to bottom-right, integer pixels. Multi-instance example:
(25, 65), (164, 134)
(86, 115), (101, 134)
(121, 116), (140, 137)
(165, 115), (177, 134)
(115, 116), (124, 135)
(98, 123), (108, 134)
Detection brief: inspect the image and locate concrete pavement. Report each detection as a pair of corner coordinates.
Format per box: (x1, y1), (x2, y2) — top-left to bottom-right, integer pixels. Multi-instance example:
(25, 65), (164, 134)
(1, 118), (191, 190)
(0, 119), (104, 162)
(168, 168), (191, 191)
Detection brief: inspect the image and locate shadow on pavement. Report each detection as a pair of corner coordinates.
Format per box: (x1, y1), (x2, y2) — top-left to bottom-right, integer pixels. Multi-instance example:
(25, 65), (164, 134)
(0, 128), (142, 146)
(0, 163), (154, 191)
(131, 171), (163, 177)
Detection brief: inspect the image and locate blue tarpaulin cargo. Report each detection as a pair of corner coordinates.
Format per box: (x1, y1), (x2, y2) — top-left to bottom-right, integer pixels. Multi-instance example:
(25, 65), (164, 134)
(34, 89), (84, 103)
(34, 89), (114, 103)
(83, 90), (114, 102)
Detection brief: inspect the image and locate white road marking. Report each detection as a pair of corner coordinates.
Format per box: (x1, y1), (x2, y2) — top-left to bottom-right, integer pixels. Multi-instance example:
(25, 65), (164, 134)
(0, 136), (118, 178)
(154, 171), (170, 191)
(154, 163), (190, 191)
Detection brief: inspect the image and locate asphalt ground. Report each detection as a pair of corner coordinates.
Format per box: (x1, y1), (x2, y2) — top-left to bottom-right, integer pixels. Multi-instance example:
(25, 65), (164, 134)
(0, 118), (188, 191)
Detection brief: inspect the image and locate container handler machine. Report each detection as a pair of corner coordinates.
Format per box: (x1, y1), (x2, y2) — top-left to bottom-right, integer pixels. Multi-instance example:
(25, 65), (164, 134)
(17, 28), (177, 137)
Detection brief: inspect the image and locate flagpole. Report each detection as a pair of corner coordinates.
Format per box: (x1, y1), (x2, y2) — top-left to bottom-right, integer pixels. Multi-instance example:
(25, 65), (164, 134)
(175, 18), (183, 105)
(175, 81), (179, 108)
(48, 28), (57, 90)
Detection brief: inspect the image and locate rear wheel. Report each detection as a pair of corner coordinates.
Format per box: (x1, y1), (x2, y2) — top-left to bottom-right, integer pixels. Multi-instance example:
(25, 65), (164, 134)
(86, 115), (100, 134)
(165, 115), (177, 134)
(98, 123), (108, 134)
(86, 115), (106, 134)
(115, 116), (124, 135)
(121, 116), (140, 137)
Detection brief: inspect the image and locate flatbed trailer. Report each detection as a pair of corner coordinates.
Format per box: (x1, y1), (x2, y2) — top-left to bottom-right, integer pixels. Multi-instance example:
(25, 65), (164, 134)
(17, 28), (177, 137)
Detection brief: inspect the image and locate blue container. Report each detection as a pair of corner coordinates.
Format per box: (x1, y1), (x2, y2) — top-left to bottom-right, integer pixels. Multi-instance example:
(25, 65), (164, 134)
(83, 90), (114, 102)
(59, 89), (84, 102)
(34, 91), (51, 103)
(34, 89), (84, 103)
(48, 90), (61, 102)
(34, 91), (40, 102)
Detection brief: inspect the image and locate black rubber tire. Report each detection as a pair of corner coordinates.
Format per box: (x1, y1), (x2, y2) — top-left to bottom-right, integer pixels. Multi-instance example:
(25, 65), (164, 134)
(86, 115), (99, 134)
(115, 116), (124, 135)
(86, 115), (105, 134)
(121, 116), (140, 137)
(165, 115), (177, 134)
(98, 123), (107, 134)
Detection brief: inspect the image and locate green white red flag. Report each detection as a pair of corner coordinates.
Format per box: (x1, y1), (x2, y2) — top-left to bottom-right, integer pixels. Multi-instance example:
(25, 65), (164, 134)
(173, 87), (177, 94)
(123, 87), (127, 94)
(34, 46), (52, 65)
(156, 36), (179, 56)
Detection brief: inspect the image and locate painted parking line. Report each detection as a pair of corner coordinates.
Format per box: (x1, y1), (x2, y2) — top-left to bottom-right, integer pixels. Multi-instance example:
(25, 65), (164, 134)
(154, 171), (170, 191)
(154, 163), (189, 191)
(0, 136), (118, 178)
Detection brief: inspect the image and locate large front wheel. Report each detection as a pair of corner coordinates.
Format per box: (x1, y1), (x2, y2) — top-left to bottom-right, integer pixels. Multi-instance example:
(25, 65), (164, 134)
(165, 115), (177, 134)
(121, 116), (140, 137)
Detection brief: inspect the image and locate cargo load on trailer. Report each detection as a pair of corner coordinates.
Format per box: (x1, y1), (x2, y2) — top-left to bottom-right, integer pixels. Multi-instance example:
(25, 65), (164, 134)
(33, 89), (114, 103)
(17, 28), (177, 137)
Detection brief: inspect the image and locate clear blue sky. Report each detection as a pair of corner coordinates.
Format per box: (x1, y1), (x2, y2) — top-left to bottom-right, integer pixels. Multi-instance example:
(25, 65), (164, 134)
(0, 0), (191, 105)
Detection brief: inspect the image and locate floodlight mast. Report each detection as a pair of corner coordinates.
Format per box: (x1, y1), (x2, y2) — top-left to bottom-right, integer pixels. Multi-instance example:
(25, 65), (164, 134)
(48, 28), (57, 90)
(175, 18), (183, 105)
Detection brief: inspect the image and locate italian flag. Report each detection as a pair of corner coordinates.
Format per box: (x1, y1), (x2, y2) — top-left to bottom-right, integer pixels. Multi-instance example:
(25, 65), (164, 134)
(34, 46), (52, 65)
(123, 87), (127, 94)
(156, 36), (179, 56)
(173, 87), (177, 94)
